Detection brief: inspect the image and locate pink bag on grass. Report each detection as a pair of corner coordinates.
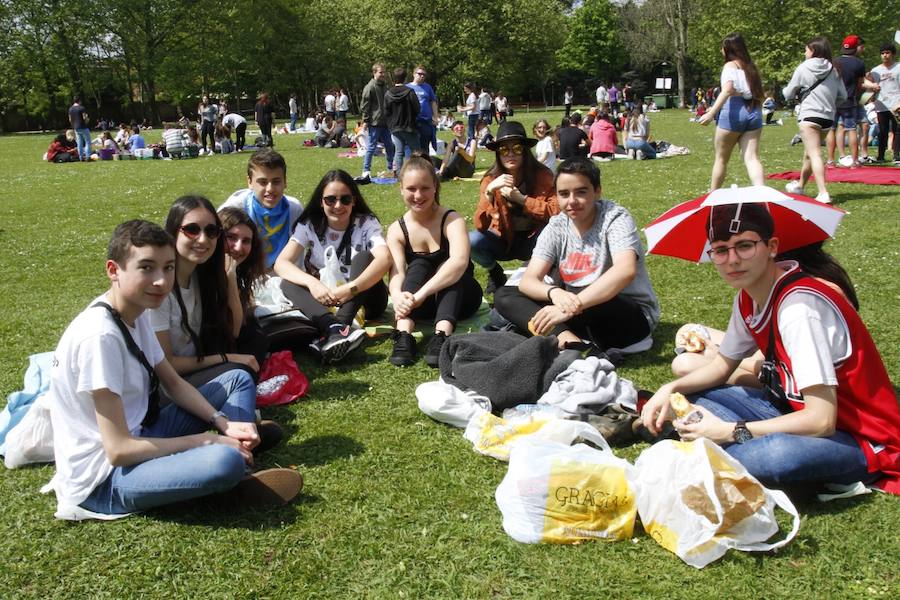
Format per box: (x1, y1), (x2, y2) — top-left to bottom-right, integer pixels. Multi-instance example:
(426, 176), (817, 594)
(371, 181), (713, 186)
(256, 351), (308, 406)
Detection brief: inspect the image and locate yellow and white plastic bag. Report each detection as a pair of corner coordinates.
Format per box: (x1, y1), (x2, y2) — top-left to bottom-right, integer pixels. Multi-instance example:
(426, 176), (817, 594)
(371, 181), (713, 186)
(634, 438), (800, 568)
(495, 440), (638, 543)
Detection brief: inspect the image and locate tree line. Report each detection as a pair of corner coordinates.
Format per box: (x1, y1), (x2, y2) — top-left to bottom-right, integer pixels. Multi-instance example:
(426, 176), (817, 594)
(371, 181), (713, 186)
(0, 0), (895, 131)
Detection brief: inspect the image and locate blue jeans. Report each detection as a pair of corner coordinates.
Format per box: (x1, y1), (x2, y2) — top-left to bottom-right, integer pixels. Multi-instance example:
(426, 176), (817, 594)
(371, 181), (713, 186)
(417, 120), (436, 154)
(289, 112), (298, 131)
(469, 229), (538, 269)
(625, 138), (656, 159)
(75, 128), (91, 161)
(363, 125), (395, 173)
(79, 369), (257, 514)
(690, 386), (874, 488)
(391, 130), (420, 173)
(466, 114), (479, 141)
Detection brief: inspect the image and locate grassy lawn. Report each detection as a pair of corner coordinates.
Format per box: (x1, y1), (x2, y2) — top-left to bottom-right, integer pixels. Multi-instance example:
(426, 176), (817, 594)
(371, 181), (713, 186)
(0, 109), (898, 598)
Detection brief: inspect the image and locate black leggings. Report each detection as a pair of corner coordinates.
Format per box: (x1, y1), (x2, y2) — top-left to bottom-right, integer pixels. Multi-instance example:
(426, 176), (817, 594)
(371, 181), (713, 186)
(235, 123), (247, 150)
(402, 258), (483, 325)
(876, 111), (899, 161)
(493, 285), (650, 350)
(279, 251), (388, 333)
(200, 121), (215, 151)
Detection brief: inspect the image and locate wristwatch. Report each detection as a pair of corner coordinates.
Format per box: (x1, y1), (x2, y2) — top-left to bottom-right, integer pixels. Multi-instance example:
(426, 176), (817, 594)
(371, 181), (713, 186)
(732, 420), (753, 444)
(208, 410), (228, 426)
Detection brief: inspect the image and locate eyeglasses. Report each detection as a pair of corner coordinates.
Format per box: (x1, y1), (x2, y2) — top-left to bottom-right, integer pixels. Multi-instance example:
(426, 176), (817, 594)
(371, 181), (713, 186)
(706, 239), (767, 264)
(180, 223), (222, 239)
(323, 194), (353, 206)
(498, 143), (525, 157)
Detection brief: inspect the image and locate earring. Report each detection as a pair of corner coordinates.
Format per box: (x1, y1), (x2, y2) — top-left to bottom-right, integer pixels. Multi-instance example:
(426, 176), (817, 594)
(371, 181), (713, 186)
(769, 253), (776, 257)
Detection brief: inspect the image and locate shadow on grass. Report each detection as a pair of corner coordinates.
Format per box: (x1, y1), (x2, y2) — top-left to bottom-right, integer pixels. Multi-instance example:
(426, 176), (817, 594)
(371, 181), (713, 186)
(148, 490), (322, 529)
(278, 434), (366, 468)
(829, 187), (896, 207)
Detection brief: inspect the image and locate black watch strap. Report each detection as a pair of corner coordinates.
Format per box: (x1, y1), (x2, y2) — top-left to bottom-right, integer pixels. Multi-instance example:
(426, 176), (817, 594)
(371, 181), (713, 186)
(733, 420), (753, 444)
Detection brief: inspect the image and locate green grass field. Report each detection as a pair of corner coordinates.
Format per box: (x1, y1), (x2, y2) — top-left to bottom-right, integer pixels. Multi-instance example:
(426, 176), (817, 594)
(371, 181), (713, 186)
(1, 110), (898, 598)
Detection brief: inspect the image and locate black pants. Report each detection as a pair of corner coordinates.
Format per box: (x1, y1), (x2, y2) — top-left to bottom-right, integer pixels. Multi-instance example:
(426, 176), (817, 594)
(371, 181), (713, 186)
(259, 122), (273, 147)
(403, 258), (483, 325)
(200, 121), (215, 151)
(279, 251), (388, 333)
(493, 285), (650, 350)
(235, 123), (247, 150)
(876, 111), (899, 161)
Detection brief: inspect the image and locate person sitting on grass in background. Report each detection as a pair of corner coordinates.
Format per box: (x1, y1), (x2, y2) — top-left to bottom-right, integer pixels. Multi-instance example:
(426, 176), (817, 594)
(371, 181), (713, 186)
(164, 122), (186, 158)
(215, 123), (234, 154)
(274, 170), (391, 363)
(640, 202), (900, 495)
(218, 207), (270, 360)
(45, 133), (79, 163)
(475, 119), (493, 148)
(472, 121), (558, 295)
(386, 155), (483, 368)
(493, 157), (659, 355)
(556, 114), (588, 160)
(588, 111), (620, 160)
(220, 149), (303, 269)
(533, 119), (557, 172)
(127, 127), (146, 151)
(152, 196), (269, 387)
(314, 114), (338, 148)
(46, 220), (301, 521)
(624, 105), (656, 160)
(437, 119), (477, 181)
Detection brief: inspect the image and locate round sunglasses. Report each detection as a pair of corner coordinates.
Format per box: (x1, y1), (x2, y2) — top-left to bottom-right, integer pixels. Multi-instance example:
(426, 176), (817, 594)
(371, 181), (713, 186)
(179, 223), (222, 239)
(498, 143), (525, 157)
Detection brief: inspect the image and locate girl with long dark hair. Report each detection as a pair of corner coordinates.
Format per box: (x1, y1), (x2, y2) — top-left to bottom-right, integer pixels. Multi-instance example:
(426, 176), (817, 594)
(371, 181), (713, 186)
(698, 33), (765, 189)
(472, 121), (557, 293)
(274, 169), (391, 363)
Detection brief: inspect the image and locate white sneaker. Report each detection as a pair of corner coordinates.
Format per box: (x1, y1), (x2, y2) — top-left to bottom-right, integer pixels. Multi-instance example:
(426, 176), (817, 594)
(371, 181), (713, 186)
(815, 192), (832, 204)
(636, 150), (645, 161)
(785, 180), (804, 195)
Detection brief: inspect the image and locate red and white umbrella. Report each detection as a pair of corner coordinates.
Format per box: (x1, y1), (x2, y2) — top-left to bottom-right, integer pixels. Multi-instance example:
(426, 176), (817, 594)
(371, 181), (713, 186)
(643, 185), (847, 263)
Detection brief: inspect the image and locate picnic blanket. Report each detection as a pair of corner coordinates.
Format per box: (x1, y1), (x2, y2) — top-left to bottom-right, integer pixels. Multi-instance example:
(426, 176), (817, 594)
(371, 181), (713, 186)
(767, 165), (900, 186)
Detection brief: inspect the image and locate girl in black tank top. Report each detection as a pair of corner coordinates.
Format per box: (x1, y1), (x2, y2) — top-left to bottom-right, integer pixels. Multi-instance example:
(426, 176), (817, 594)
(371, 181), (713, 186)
(385, 157), (483, 367)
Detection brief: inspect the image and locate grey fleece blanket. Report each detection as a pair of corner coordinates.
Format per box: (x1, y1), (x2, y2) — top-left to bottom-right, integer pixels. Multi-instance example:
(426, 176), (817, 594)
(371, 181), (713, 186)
(438, 332), (577, 411)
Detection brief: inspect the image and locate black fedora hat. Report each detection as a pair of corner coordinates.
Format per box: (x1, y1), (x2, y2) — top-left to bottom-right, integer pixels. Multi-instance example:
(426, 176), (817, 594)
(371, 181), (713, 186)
(485, 121), (538, 151)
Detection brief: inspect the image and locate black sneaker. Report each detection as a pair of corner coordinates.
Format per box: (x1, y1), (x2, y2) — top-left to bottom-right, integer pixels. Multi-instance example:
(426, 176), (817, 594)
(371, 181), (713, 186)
(354, 174), (371, 185)
(424, 331), (448, 368)
(253, 420), (284, 455)
(390, 330), (417, 366)
(320, 324), (365, 363)
(484, 264), (507, 296)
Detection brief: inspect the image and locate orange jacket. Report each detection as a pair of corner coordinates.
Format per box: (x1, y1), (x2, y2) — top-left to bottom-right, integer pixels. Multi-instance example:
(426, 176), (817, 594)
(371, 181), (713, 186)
(474, 168), (558, 250)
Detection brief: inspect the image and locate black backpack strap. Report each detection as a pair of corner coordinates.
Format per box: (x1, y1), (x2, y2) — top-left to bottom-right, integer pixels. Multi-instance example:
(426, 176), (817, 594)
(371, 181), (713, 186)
(92, 302), (160, 427)
(798, 65), (833, 104)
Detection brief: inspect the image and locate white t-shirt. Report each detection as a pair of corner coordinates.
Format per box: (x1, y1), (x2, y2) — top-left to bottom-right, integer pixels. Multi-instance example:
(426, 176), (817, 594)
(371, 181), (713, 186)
(721, 64), (753, 100)
(478, 92), (492, 110)
(465, 92), (478, 116)
(536, 136), (556, 172)
(324, 94), (336, 112)
(49, 294), (165, 507)
(337, 93), (349, 112)
(151, 274), (203, 357)
(596, 86), (608, 104)
(719, 265), (851, 392)
(289, 215), (386, 279)
(870, 63), (900, 113)
(222, 113), (246, 128)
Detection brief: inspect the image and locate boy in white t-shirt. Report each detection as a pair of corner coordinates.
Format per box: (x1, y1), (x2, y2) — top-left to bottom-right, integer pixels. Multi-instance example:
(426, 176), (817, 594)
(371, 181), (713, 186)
(46, 221), (301, 520)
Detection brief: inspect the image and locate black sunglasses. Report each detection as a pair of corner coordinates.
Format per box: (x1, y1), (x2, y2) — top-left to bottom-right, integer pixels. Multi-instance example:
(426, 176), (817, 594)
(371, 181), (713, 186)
(323, 194), (353, 206)
(179, 223), (222, 239)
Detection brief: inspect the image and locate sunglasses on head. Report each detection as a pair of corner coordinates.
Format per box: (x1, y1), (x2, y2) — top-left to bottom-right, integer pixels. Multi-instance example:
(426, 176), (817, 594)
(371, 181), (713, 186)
(498, 143), (525, 157)
(179, 223), (222, 239)
(323, 194), (353, 206)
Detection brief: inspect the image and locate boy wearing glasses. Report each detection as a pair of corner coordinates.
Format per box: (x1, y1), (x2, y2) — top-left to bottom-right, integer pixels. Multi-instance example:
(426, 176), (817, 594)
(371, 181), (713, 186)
(220, 148), (303, 269)
(493, 157), (658, 354)
(46, 221), (302, 521)
(640, 203), (900, 494)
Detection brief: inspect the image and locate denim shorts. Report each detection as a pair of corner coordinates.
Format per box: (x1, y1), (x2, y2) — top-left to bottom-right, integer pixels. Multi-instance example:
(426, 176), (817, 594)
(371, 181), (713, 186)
(717, 96), (763, 132)
(837, 106), (859, 129)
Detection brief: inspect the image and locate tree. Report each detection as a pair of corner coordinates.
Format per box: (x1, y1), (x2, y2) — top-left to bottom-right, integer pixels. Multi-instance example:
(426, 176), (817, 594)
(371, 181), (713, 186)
(555, 0), (626, 87)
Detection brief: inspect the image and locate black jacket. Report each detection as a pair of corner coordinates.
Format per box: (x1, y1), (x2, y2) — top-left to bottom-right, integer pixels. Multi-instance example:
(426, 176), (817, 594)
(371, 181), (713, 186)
(384, 85), (420, 133)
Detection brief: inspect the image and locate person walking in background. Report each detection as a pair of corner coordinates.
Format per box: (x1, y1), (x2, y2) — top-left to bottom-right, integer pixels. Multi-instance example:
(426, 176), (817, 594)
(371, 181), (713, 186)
(564, 86), (574, 118)
(357, 63), (395, 184)
(697, 33), (765, 190)
(870, 43), (899, 164)
(254, 92), (274, 147)
(68, 96), (91, 162)
(289, 94), (298, 132)
(407, 66), (439, 154)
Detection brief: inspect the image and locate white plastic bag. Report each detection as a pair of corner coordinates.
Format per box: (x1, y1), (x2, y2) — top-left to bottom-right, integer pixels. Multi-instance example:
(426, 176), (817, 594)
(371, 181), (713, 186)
(464, 410), (609, 462)
(319, 246), (345, 289)
(634, 438), (800, 568)
(4, 392), (54, 468)
(416, 380), (491, 429)
(496, 440), (638, 543)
